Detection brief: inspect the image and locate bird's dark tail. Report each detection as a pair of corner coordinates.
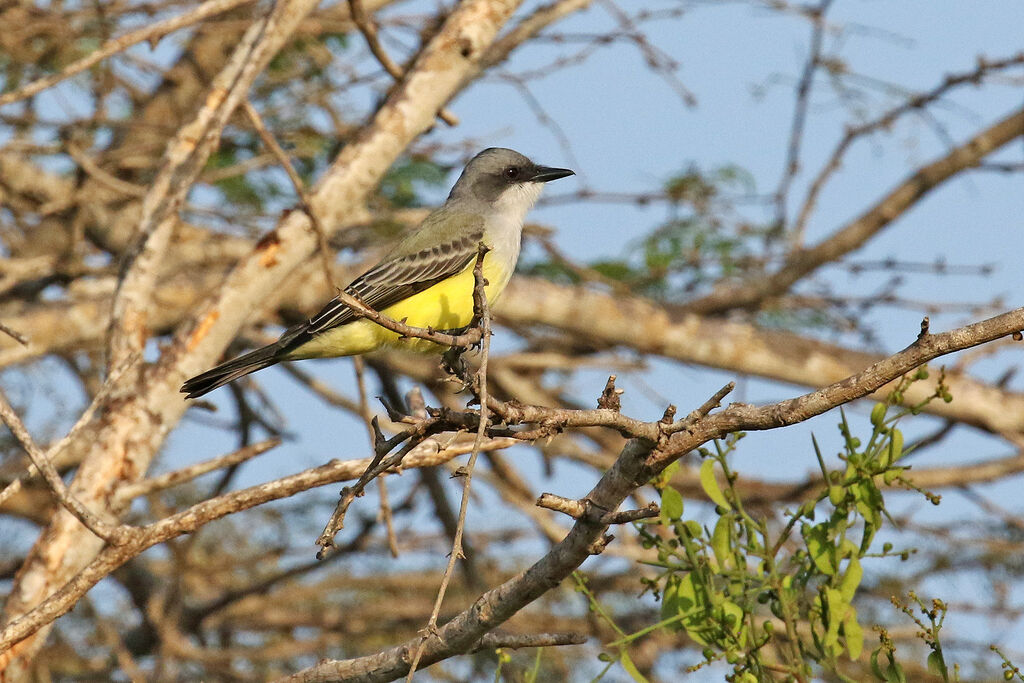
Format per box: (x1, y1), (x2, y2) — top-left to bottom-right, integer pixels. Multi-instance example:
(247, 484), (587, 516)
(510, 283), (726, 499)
(181, 345), (282, 399)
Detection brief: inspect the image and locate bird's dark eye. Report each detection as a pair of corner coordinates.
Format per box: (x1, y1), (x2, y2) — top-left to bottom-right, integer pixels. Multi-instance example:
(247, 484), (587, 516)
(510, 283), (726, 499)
(503, 166), (520, 180)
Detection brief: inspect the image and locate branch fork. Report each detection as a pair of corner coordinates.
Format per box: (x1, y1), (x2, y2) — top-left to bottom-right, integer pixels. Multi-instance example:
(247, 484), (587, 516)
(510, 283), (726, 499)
(535, 493), (660, 525)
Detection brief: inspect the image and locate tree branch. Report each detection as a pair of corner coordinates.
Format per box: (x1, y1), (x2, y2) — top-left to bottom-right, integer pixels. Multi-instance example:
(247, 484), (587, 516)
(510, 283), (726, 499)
(278, 308), (1024, 683)
(682, 105), (1024, 315)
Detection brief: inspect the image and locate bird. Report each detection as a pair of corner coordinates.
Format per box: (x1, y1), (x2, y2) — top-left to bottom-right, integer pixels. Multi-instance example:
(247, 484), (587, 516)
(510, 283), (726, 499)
(181, 147), (574, 399)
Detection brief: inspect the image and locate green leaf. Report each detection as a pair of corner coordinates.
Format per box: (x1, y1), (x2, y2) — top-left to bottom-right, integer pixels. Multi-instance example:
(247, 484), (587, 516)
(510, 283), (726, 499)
(711, 514), (733, 570)
(844, 607), (864, 660)
(824, 587), (846, 656)
(591, 259), (638, 282)
(676, 573), (711, 646)
(927, 650), (949, 681)
(801, 523), (836, 576)
(720, 600), (744, 637)
(660, 486), (684, 524)
(839, 557), (863, 603)
(870, 402), (887, 428)
(619, 650), (650, 683)
(699, 458), (731, 510)
(886, 660), (907, 683)
(871, 648), (886, 680)
(888, 428), (905, 464)
(660, 576), (680, 624)
(854, 481), (884, 529)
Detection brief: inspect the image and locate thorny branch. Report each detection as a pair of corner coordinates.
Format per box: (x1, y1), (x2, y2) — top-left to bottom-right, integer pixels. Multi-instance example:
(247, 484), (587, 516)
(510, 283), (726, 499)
(278, 309), (1024, 682)
(314, 245), (491, 557)
(406, 242), (493, 681)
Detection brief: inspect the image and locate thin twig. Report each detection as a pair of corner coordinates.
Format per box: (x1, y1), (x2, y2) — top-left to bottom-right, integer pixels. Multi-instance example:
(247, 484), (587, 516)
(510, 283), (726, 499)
(353, 357), (400, 557)
(0, 0), (258, 107)
(535, 493), (659, 524)
(470, 631), (588, 651)
(348, 0), (458, 126)
(333, 288), (484, 348)
(242, 99), (336, 290)
(406, 246), (493, 681)
(116, 439), (281, 502)
(793, 51), (1024, 239)
(65, 141), (148, 198)
(778, 0), (833, 246)
(0, 389), (122, 542)
(306, 248), (493, 418)
(683, 104), (1024, 316)
(0, 321), (29, 346)
(0, 353), (138, 507)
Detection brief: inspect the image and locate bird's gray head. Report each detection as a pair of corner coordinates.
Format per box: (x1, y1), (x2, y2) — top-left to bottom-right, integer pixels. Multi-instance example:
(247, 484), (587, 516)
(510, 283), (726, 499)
(448, 148), (574, 216)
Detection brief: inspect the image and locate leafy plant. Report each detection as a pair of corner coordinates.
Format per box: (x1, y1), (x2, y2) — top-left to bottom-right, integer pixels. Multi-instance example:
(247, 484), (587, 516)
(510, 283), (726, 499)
(577, 369), (992, 681)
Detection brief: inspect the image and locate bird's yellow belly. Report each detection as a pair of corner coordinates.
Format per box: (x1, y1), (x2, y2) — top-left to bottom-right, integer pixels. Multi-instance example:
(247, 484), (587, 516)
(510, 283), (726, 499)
(286, 253), (511, 359)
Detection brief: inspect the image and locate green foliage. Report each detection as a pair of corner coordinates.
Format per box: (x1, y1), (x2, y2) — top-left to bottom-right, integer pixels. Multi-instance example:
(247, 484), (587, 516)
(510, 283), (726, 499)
(574, 572), (651, 683)
(205, 141), (277, 211)
(577, 369), (999, 681)
(637, 167), (759, 297)
(379, 157), (450, 208)
(524, 164), (768, 298)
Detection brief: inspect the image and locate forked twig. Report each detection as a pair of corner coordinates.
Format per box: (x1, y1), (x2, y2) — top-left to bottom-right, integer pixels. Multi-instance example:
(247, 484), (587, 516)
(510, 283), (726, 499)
(314, 246), (491, 558)
(0, 389), (124, 543)
(406, 246), (492, 681)
(242, 99), (336, 290)
(348, 0), (458, 126)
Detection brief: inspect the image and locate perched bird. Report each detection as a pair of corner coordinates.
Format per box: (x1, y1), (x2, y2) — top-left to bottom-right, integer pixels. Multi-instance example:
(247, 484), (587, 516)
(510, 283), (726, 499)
(181, 148), (573, 399)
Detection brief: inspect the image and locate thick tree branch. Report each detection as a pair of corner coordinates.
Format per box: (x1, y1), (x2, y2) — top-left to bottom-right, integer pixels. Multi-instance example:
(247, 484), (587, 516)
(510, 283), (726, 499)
(498, 277), (1024, 436)
(107, 0), (323, 371)
(0, 3), (529, 673)
(279, 308), (1024, 683)
(0, 434), (518, 653)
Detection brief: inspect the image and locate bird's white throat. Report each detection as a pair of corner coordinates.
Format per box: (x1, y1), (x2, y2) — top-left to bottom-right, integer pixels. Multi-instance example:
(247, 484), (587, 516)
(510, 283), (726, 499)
(494, 181), (545, 226)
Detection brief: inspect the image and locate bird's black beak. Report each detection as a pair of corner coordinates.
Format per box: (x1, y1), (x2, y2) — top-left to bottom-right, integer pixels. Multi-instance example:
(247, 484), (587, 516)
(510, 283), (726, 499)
(530, 166), (575, 183)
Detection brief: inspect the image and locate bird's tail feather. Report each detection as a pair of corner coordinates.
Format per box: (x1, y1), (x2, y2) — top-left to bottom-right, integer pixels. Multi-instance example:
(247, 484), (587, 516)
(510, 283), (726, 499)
(181, 345), (281, 399)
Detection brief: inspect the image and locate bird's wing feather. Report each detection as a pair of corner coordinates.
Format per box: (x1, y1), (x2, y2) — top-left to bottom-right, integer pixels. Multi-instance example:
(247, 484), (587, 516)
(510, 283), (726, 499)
(293, 222), (486, 342)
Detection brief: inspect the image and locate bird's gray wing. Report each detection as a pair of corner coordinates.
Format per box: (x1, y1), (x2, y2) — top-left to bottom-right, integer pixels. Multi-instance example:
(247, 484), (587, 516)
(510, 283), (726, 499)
(295, 226), (485, 341)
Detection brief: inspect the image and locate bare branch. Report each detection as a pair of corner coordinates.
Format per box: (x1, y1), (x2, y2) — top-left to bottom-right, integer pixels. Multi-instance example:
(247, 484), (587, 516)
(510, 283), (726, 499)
(407, 252), (493, 680)
(470, 631), (588, 651)
(0, 0), (258, 107)
(107, 0), (321, 371)
(536, 493), (659, 524)
(348, 0), (458, 126)
(0, 389), (121, 543)
(280, 308), (1024, 683)
(115, 439), (281, 502)
(0, 434), (518, 653)
(777, 0), (833, 242)
(683, 105), (1024, 315)
(794, 51), (1024, 237)
(1, 2), (529, 672)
